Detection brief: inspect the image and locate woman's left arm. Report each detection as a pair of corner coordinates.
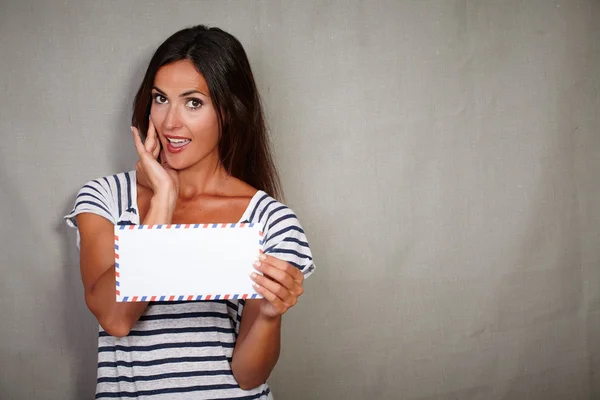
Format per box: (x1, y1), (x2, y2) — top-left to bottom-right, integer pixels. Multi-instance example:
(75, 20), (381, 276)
(231, 254), (305, 390)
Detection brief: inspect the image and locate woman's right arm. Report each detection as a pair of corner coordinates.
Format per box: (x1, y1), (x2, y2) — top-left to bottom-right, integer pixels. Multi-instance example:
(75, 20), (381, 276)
(77, 194), (173, 337)
(78, 121), (177, 337)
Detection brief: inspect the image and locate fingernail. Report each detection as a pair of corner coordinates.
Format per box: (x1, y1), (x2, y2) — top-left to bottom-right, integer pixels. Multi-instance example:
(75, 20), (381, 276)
(250, 272), (258, 279)
(259, 254), (266, 261)
(253, 261), (261, 267)
(253, 283), (260, 289)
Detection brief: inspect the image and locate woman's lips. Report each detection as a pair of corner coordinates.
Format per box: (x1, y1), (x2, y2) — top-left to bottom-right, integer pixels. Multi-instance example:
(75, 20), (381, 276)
(165, 137), (191, 154)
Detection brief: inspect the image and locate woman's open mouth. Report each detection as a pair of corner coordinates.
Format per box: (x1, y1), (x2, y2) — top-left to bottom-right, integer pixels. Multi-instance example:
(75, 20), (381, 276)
(165, 136), (191, 153)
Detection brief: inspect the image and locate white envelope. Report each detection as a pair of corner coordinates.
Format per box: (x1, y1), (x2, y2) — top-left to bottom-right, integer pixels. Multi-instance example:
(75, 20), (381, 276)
(114, 223), (264, 302)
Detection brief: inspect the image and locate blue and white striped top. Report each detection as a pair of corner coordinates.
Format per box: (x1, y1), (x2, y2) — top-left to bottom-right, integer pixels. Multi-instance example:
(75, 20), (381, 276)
(65, 171), (315, 400)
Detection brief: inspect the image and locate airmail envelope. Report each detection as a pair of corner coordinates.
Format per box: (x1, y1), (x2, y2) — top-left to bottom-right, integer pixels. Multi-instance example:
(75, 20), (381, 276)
(114, 223), (264, 302)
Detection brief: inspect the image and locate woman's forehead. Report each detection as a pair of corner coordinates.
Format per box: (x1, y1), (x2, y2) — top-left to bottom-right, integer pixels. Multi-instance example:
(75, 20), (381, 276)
(154, 60), (208, 94)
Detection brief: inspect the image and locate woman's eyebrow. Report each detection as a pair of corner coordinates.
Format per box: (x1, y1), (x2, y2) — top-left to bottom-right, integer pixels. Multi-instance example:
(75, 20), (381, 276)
(152, 86), (208, 97)
(180, 89), (208, 97)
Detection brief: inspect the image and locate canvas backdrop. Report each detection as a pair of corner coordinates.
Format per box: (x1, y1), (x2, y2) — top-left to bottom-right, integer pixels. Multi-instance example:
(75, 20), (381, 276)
(0, 0), (598, 399)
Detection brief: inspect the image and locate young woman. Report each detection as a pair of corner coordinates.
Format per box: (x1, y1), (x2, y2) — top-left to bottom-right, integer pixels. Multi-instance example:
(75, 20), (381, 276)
(65, 25), (315, 399)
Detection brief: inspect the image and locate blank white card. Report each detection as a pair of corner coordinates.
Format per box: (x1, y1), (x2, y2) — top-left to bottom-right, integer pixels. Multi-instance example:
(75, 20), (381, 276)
(114, 223), (263, 302)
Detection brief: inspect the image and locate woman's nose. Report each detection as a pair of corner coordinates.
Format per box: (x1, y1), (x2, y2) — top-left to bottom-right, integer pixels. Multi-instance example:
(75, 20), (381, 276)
(164, 105), (183, 131)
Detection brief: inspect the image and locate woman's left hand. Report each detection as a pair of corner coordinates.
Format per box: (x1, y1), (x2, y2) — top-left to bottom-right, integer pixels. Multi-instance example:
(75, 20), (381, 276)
(250, 254), (305, 319)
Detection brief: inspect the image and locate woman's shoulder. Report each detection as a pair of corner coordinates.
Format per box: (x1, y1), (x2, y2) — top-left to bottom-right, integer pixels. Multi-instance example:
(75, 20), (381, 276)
(246, 192), (308, 248)
(246, 190), (293, 226)
(73, 170), (136, 198)
(83, 170), (136, 190)
(79, 170), (137, 212)
(247, 192), (315, 277)
(65, 171), (137, 228)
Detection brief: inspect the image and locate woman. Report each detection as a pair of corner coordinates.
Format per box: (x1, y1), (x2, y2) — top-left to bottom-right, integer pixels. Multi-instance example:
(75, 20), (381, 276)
(65, 25), (314, 399)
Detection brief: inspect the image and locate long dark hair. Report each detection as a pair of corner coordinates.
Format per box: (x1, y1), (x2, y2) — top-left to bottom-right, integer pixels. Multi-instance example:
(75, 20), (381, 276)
(132, 25), (282, 200)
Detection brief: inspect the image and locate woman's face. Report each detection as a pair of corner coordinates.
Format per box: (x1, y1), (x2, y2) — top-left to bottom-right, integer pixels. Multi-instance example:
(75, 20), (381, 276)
(150, 59), (220, 170)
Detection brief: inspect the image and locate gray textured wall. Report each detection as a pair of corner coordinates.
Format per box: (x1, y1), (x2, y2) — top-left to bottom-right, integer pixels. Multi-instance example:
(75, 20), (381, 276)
(1, 1), (599, 399)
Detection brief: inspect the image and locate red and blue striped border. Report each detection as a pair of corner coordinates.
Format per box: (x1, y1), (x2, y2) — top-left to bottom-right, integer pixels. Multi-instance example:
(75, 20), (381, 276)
(118, 293), (260, 302)
(116, 222), (261, 230)
(114, 223), (263, 302)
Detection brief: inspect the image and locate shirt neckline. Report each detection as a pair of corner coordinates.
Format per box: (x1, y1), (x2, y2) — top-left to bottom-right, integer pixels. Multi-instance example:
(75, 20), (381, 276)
(130, 170), (265, 225)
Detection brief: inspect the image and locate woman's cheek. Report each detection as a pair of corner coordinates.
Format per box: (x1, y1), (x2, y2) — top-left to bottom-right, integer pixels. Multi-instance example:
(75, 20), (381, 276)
(149, 104), (165, 121)
(186, 114), (214, 135)
(150, 108), (165, 132)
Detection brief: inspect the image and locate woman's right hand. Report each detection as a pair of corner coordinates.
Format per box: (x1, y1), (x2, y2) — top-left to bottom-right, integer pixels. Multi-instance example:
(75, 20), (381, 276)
(132, 120), (179, 211)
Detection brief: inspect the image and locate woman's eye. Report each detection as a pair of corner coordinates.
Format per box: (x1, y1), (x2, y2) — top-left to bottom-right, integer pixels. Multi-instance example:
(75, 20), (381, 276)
(186, 99), (202, 109)
(153, 94), (167, 104)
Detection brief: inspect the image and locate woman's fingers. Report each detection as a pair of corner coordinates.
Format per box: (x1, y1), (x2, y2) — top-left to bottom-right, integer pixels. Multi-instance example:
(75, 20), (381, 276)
(251, 272), (291, 303)
(249, 256), (305, 318)
(251, 258), (305, 306)
(144, 128), (155, 154)
(253, 260), (299, 294)
(146, 119), (161, 159)
(132, 124), (177, 198)
(252, 280), (289, 311)
(152, 139), (161, 159)
(160, 150), (170, 167)
(131, 126), (146, 157)
(259, 255), (305, 284)
(132, 123), (161, 161)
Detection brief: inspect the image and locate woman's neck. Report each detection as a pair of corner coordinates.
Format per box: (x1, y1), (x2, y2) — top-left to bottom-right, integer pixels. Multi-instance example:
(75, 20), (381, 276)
(178, 165), (229, 200)
(176, 155), (230, 200)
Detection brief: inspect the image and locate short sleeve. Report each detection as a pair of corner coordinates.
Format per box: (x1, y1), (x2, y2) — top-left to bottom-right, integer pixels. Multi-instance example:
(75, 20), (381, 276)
(64, 178), (116, 231)
(261, 206), (315, 279)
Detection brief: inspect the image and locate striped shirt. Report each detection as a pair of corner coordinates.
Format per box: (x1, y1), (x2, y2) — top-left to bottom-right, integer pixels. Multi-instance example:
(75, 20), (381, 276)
(64, 171), (315, 400)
